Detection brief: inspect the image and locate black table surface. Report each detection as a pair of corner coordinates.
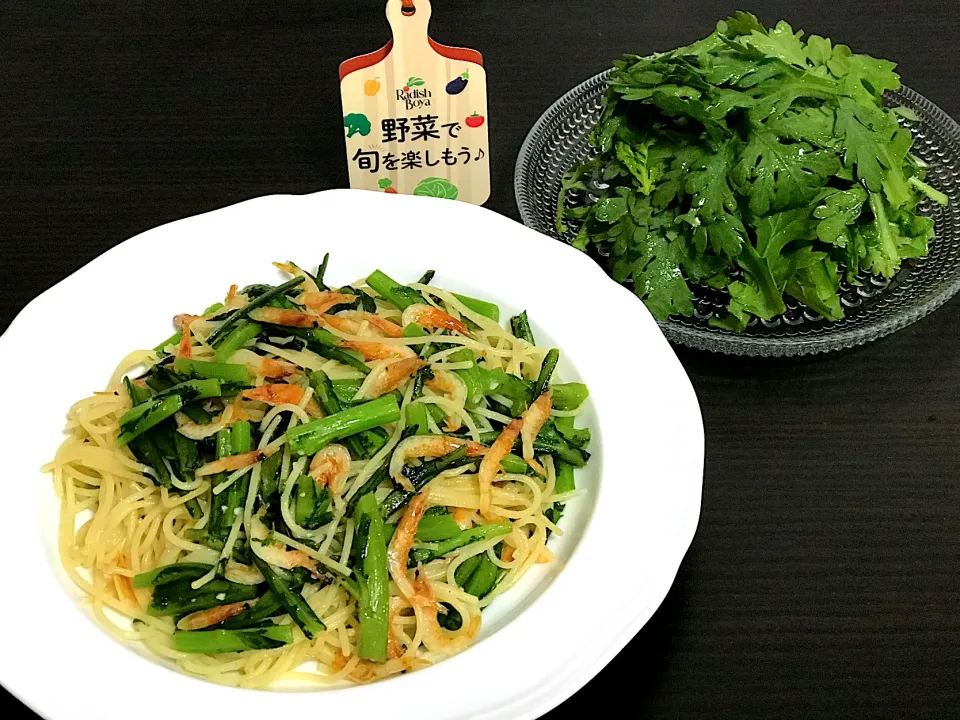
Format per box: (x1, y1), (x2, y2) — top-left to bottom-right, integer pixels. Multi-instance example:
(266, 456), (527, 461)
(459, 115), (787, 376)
(3, 1), (959, 718)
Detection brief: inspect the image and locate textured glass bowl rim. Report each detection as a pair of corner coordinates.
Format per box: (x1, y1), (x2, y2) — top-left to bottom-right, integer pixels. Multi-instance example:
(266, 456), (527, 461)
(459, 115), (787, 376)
(515, 68), (960, 357)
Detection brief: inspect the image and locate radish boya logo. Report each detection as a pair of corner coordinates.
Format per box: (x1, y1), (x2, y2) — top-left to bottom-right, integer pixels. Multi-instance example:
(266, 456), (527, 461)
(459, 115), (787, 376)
(396, 76), (431, 110)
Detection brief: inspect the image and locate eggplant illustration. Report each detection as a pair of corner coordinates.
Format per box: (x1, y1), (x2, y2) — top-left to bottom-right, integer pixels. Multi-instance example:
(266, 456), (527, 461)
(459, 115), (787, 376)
(445, 71), (469, 95)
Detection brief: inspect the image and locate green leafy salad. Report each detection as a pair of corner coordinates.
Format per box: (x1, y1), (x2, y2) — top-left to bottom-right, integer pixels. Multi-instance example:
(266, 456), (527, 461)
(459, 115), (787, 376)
(556, 12), (948, 331)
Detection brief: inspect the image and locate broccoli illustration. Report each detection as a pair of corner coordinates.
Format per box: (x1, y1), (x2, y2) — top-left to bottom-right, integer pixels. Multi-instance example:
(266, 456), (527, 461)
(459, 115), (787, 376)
(343, 113), (372, 138)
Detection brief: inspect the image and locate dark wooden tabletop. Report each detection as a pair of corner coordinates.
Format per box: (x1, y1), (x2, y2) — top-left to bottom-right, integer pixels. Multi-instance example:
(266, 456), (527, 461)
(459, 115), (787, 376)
(2, 1), (958, 718)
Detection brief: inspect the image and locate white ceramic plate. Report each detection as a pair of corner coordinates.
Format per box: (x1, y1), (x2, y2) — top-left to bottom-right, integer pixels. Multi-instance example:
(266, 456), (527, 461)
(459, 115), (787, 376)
(0, 190), (702, 720)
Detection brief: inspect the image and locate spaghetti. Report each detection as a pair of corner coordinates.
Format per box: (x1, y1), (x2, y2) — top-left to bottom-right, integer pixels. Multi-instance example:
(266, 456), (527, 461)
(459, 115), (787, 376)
(45, 260), (593, 687)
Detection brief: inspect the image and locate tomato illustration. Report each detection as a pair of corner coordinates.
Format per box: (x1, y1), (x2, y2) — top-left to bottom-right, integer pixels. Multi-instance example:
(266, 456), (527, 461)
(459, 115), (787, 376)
(465, 112), (485, 128)
(364, 78), (380, 96)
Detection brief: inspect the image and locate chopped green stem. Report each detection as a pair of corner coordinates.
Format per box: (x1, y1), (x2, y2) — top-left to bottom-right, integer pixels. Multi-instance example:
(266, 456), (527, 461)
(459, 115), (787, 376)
(218, 592), (285, 629)
(117, 395), (183, 446)
(205, 428), (234, 540)
(206, 276), (305, 346)
(154, 378), (223, 404)
(147, 578), (258, 616)
(510, 311), (536, 345)
(462, 554), (499, 598)
(555, 461), (576, 494)
(366, 270), (426, 311)
(534, 348), (560, 398)
(551, 382), (589, 410)
(252, 556), (326, 638)
(214, 320), (263, 363)
(286, 396), (401, 456)
(415, 512), (462, 542)
(129, 435), (170, 486)
(403, 323), (429, 338)
(408, 522), (512, 565)
(173, 357), (253, 386)
(448, 349), (485, 408)
(316, 253), (331, 290)
(181, 402), (213, 424)
(452, 293), (500, 321)
(231, 420), (252, 454)
(258, 450), (283, 503)
(499, 453), (537, 475)
(380, 446), (472, 519)
(154, 332), (182, 355)
(173, 626), (294, 654)
(285, 330), (369, 374)
(295, 474), (333, 529)
(479, 429), (590, 468)
(404, 404), (430, 435)
(309, 371), (380, 458)
(133, 563), (213, 589)
(454, 554), (483, 587)
(345, 460), (390, 516)
(352, 494), (390, 662)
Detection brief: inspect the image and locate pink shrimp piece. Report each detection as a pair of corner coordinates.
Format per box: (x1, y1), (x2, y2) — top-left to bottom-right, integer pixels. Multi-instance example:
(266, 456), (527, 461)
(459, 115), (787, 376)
(302, 291), (357, 314)
(177, 602), (250, 631)
(224, 283), (249, 310)
(248, 307), (323, 328)
(389, 434), (486, 483)
(424, 370), (466, 431)
(340, 340), (415, 361)
(259, 357), (298, 379)
(242, 383), (307, 406)
(453, 507), (473, 529)
(355, 357), (428, 400)
(336, 311), (405, 338)
(174, 314), (199, 359)
(387, 493), (428, 600)
(401, 304), (469, 335)
(477, 418), (522, 514)
(412, 575), (481, 654)
(195, 448), (275, 477)
(309, 444), (351, 495)
(520, 390), (553, 463)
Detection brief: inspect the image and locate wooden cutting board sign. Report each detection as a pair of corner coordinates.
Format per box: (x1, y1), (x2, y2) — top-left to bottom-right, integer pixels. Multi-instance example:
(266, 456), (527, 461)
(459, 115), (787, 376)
(339, 0), (490, 205)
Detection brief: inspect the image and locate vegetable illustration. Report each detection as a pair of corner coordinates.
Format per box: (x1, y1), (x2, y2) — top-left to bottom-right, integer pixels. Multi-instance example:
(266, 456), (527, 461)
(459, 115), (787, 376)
(343, 113), (372, 138)
(404, 76), (425, 92)
(378, 178), (398, 194)
(445, 71), (469, 95)
(465, 112), (484, 128)
(364, 78), (381, 96)
(413, 177), (459, 200)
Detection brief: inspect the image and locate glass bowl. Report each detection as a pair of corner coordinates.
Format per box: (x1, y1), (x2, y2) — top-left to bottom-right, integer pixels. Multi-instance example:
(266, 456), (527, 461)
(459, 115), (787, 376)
(515, 69), (960, 357)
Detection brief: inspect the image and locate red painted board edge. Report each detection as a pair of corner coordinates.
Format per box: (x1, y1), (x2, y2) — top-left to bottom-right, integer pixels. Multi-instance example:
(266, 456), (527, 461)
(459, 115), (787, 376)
(339, 37), (483, 81)
(428, 37), (483, 66)
(339, 40), (394, 81)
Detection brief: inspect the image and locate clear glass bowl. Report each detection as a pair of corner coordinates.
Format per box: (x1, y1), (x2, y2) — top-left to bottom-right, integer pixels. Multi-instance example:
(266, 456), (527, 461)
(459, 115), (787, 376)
(515, 70), (960, 357)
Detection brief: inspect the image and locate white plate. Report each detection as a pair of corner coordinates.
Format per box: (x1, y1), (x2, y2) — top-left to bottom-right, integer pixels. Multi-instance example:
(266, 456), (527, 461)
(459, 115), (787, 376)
(0, 190), (702, 720)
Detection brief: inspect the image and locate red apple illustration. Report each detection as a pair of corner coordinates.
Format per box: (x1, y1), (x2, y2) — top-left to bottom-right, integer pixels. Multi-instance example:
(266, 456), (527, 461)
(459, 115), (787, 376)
(465, 112), (485, 128)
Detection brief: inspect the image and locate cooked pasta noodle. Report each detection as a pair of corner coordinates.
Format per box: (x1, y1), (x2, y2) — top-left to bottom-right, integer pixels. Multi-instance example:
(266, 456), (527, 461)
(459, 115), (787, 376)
(47, 260), (593, 687)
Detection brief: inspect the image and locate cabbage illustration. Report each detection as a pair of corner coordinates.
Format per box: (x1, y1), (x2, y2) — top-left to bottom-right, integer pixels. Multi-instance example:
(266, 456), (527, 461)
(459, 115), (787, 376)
(413, 177), (459, 200)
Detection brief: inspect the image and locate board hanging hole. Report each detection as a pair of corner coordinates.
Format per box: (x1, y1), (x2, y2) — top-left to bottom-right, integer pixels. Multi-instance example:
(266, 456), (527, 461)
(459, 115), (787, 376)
(401, 0), (416, 16)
